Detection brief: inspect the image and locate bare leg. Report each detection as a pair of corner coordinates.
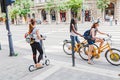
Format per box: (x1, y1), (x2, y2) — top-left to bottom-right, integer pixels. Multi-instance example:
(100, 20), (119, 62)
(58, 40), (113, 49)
(95, 38), (104, 48)
(88, 45), (94, 64)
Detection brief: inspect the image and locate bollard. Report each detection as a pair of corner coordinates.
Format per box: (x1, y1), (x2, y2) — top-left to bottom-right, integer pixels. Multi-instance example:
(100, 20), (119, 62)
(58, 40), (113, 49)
(0, 43), (1, 50)
(115, 20), (117, 25)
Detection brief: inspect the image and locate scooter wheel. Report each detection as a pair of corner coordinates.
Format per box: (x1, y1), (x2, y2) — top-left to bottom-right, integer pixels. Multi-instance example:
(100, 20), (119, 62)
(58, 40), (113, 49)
(29, 65), (35, 72)
(45, 59), (50, 66)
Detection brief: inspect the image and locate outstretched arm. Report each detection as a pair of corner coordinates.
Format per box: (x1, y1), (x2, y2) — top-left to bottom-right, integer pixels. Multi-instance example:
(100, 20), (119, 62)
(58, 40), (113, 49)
(36, 30), (44, 40)
(97, 30), (108, 36)
(72, 24), (83, 37)
(91, 29), (99, 39)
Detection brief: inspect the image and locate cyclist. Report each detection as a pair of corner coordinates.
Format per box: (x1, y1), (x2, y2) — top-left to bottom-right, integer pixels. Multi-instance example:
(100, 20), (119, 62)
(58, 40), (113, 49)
(28, 19), (45, 68)
(87, 22), (109, 64)
(70, 18), (83, 66)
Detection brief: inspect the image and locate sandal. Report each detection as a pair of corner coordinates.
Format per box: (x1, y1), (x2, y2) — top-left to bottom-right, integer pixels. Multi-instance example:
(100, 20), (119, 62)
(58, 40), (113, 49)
(87, 61), (94, 65)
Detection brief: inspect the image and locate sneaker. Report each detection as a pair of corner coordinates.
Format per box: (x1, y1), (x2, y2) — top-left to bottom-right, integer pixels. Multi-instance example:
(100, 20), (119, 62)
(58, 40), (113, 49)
(36, 63), (43, 68)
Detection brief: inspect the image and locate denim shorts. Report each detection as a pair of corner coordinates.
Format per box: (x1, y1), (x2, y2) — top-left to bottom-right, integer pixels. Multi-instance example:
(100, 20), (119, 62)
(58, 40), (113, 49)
(87, 39), (95, 45)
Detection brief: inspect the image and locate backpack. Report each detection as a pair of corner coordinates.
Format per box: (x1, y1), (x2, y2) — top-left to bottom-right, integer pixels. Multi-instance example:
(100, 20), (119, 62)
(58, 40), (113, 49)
(24, 32), (35, 44)
(83, 29), (92, 40)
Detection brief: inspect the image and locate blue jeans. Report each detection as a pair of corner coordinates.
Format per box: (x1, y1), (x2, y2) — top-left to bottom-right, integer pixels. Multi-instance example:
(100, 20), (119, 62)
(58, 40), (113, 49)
(75, 36), (80, 43)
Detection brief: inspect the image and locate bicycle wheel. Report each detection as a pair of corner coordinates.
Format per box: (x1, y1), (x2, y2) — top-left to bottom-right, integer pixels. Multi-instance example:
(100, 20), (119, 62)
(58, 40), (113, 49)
(105, 48), (120, 66)
(63, 42), (72, 55)
(79, 44), (98, 61)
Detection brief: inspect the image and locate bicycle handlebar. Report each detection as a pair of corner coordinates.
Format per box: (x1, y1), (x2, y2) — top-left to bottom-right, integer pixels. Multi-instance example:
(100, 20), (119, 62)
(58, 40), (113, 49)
(40, 35), (47, 40)
(103, 34), (112, 42)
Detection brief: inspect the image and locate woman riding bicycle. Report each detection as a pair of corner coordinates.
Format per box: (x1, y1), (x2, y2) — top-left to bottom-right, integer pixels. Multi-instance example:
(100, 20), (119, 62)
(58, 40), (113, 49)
(70, 18), (83, 66)
(87, 22), (109, 64)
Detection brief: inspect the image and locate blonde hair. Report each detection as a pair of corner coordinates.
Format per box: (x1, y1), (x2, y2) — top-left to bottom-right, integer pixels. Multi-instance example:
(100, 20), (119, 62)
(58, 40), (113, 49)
(29, 19), (36, 34)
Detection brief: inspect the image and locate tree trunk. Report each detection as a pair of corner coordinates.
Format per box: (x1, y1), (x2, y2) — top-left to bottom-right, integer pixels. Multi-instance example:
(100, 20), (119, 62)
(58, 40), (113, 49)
(24, 15), (27, 24)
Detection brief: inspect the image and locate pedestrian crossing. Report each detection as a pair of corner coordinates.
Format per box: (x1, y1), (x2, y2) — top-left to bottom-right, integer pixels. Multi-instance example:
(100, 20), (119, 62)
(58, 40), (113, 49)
(23, 55), (120, 80)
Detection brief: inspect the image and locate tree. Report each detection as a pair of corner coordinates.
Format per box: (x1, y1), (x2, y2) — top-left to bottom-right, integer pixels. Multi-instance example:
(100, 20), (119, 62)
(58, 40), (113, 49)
(67, 0), (82, 12)
(9, 3), (22, 24)
(97, 0), (110, 12)
(19, 0), (33, 21)
(9, 0), (33, 24)
(45, 0), (82, 18)
(97, 0), (110, 21)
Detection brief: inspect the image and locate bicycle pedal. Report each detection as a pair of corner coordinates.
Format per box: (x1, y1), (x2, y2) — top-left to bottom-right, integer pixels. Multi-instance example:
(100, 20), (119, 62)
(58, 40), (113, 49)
(74, 48), (78, 52)
(94, 54), (100, 59)
(68, 47), (71, 50)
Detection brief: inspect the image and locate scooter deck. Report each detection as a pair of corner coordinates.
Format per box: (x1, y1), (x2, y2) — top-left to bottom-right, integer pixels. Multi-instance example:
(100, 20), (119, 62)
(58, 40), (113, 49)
(29, 65), (44, 72)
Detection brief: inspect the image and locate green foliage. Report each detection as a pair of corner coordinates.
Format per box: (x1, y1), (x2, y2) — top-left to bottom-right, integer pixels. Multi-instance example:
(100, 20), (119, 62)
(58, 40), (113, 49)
(9, 0), (33, 19)
(67, 0), (82, 13)
(45, 0), (67, 12)
(45, 0), (82, 13)
(9, 6), (20, 19)
(19, 0), (33, 16)
(45, 0), (54, 11)
(97, 0), (110, 12)
(58, 1), (70, 11)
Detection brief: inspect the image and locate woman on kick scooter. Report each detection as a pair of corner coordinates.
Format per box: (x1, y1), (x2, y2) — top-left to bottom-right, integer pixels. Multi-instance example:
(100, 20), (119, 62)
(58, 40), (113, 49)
(28, 19), (45, 68)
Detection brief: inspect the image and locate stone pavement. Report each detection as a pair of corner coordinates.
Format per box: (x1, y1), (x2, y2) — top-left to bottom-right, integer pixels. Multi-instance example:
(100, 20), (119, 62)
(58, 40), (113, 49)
(0, 22), (120, 80)
(0, 44), (120, 80)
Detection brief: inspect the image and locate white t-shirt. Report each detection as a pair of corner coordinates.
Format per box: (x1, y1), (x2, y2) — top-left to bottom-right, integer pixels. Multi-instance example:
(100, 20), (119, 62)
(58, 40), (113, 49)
(30, 27), (40, 42)
(70, 24), (77, 36)
(70, 31), (76, 36)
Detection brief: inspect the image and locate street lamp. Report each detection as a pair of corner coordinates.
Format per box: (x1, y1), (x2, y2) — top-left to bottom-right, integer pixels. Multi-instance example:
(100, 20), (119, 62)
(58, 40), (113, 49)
(0, 0), (15, 56)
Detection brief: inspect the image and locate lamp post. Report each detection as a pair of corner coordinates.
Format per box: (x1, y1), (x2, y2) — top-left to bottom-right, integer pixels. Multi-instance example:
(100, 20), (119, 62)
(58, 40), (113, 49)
(1, 0), (15, 56)
(6, 5), (15, 56)
(0, 42), (1, 50)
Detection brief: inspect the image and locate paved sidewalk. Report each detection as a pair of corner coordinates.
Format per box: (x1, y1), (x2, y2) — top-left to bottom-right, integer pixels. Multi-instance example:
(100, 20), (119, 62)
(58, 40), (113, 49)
(0, 44), (120, 80)
(0, 23), (120, 80)
(0, 45), (53, 80)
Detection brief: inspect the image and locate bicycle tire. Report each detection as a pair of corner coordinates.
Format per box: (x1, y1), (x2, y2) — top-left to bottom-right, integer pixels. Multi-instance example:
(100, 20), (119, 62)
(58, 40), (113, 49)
(105, 48), (120, 66)
(63, 42), (72, 55)
(79, 44), (98, 61)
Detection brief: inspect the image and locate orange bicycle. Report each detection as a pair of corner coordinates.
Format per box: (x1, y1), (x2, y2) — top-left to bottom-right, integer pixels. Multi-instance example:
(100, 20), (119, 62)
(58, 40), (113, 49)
(63, 39), (98, 56)
(80, 35), (120, 66)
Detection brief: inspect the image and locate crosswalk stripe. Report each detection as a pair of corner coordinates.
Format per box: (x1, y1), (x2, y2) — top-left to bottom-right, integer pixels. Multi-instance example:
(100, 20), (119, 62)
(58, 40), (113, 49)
(50, 59), (120, 78)
(24, 55), (120, 79)
(32, 66), (61, 80)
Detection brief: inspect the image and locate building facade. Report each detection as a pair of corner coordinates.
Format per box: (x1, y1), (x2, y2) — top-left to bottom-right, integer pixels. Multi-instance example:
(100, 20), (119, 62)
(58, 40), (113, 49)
(29, 0), (120, 24)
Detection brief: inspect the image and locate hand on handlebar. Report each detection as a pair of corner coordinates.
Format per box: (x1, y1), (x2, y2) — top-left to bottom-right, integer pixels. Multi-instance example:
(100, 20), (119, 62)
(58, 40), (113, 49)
(40, 34), (47, 40)
(107, 34), (112, 38)
(79, 34), (84, 37)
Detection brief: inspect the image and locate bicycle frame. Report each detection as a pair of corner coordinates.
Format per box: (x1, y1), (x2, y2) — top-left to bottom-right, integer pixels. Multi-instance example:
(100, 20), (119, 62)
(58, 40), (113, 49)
(93, 42), (113, 58)
(64, 39), (87, 52)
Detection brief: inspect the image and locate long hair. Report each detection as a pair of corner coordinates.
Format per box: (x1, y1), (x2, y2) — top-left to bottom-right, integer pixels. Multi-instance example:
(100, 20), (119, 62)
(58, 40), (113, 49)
(91, 22), (99, 29)
(29, 19), (36, 34)
(70, 18), (75, 32)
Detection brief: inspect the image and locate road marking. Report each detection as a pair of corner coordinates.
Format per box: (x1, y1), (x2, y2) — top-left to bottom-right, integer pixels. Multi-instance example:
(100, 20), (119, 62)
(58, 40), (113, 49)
(32, 66), (61, 80)
(50, 59), (120, 79)
(24, 55), (120, 79)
